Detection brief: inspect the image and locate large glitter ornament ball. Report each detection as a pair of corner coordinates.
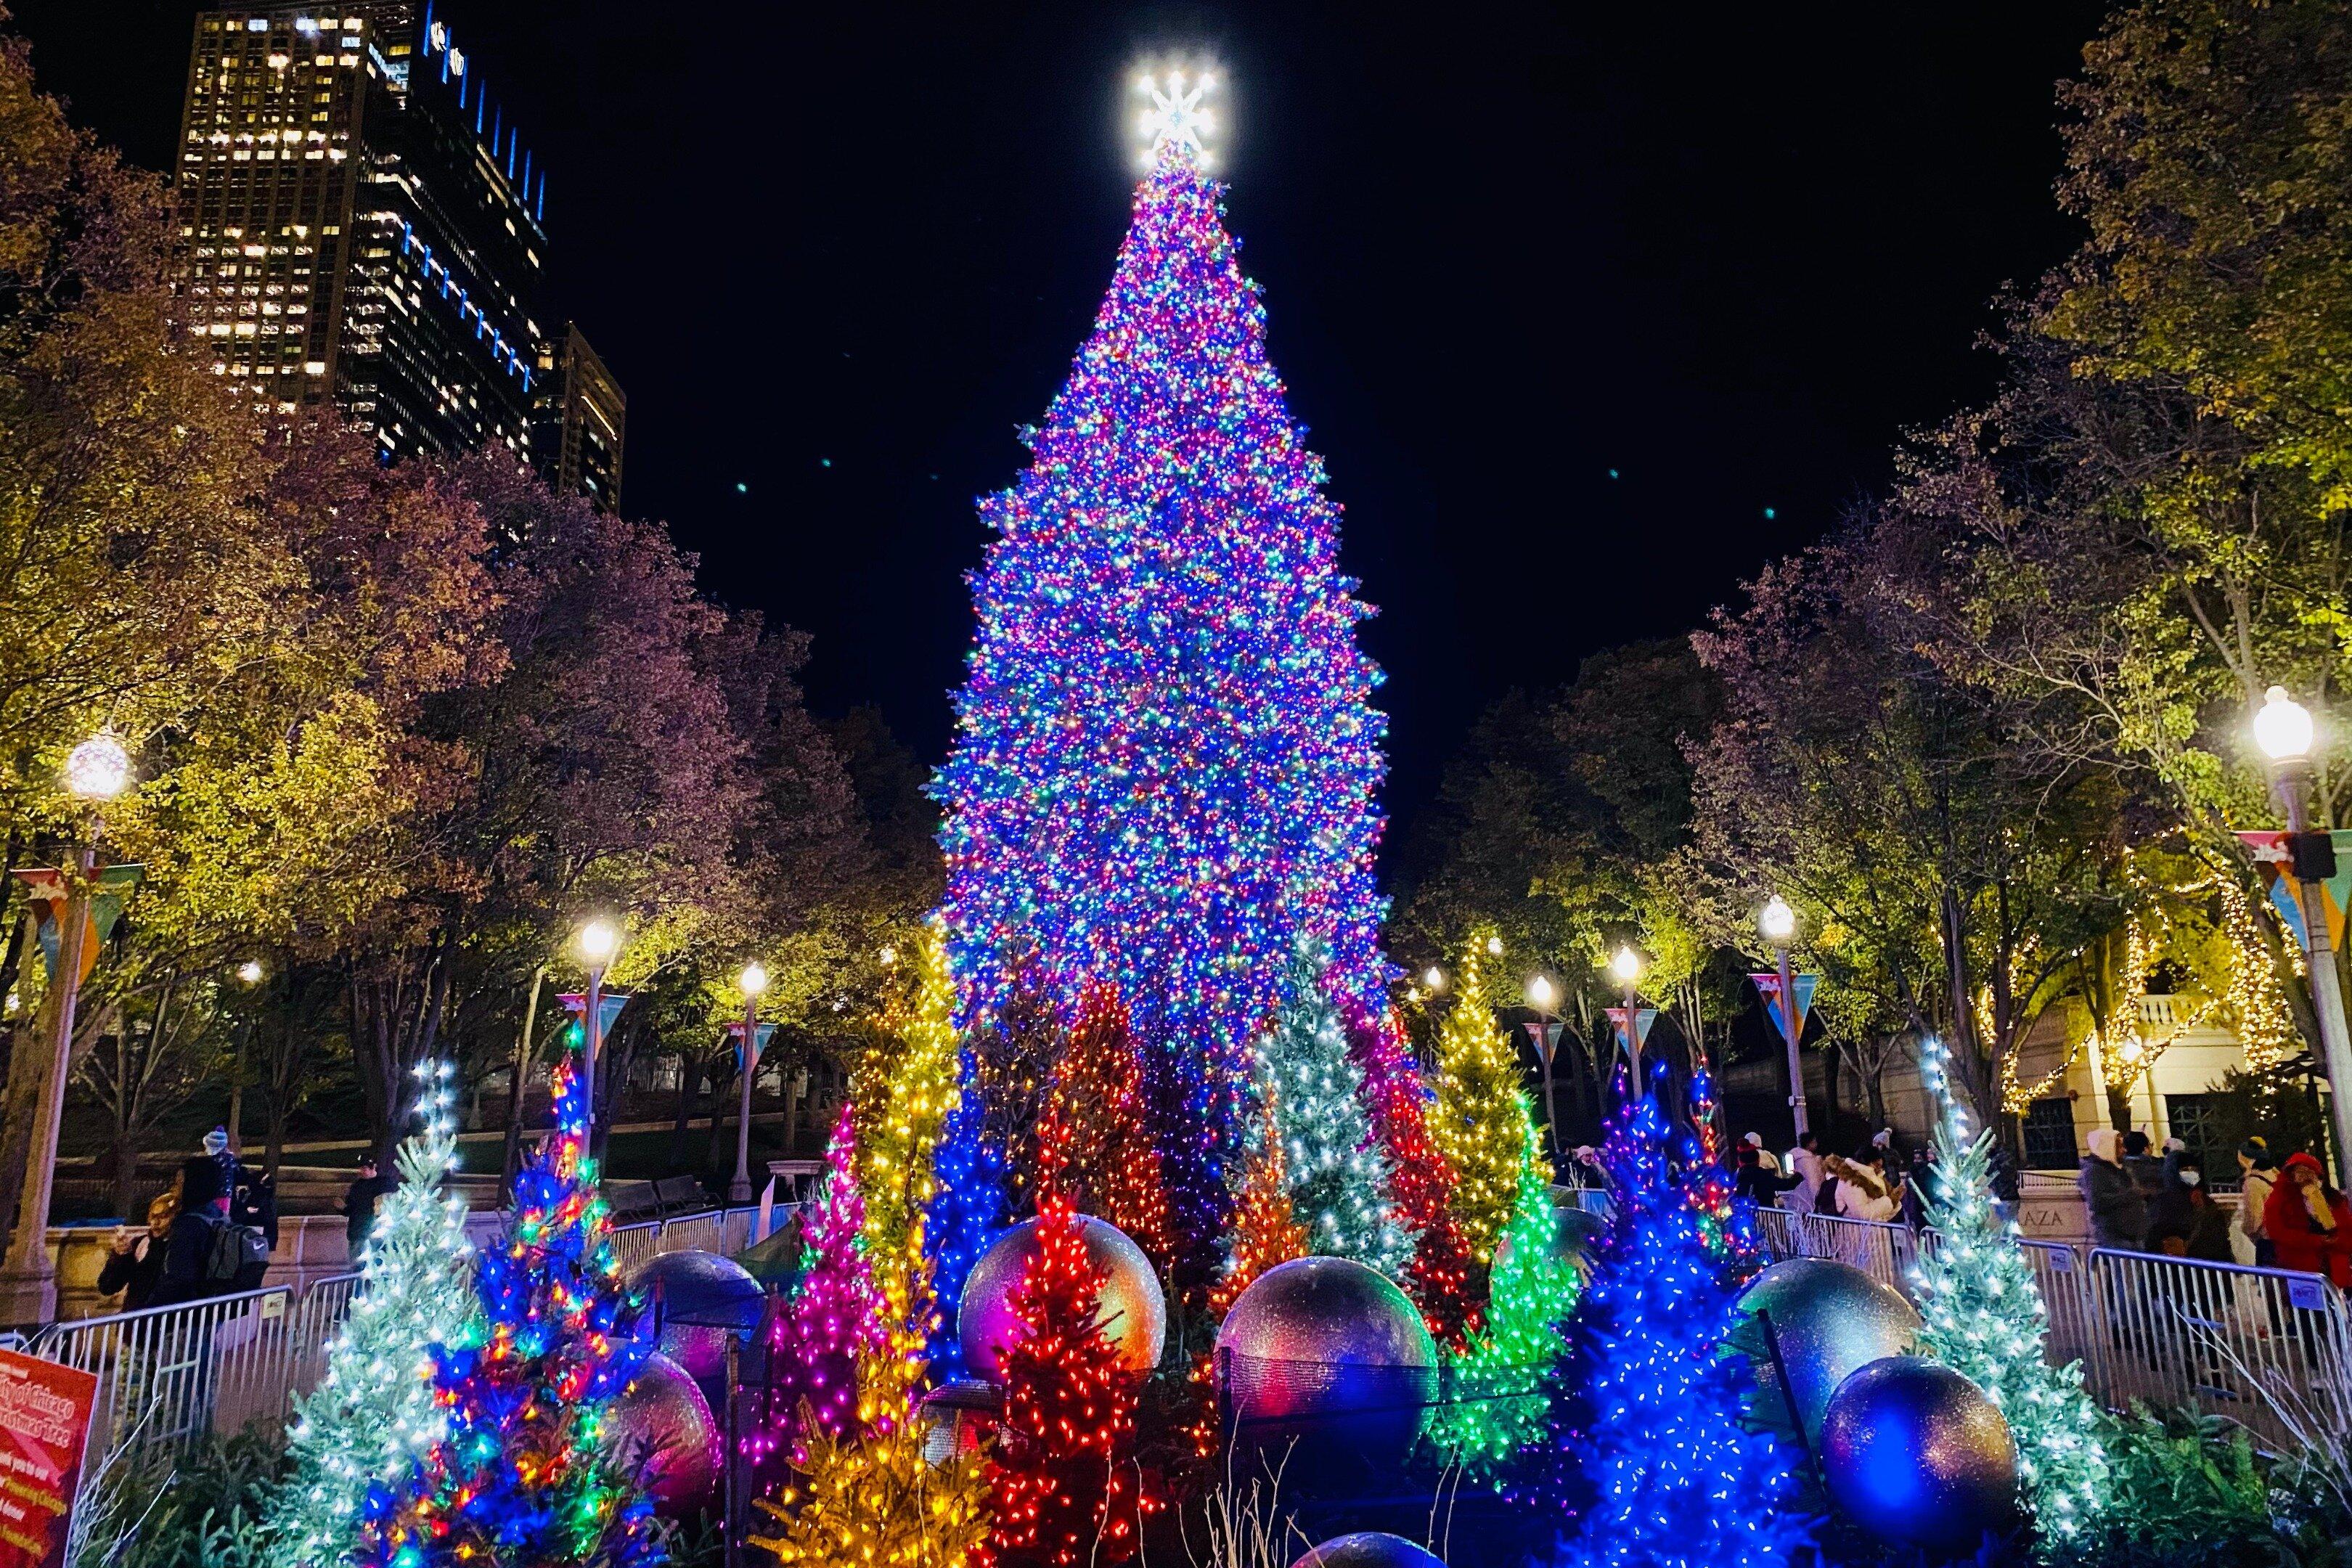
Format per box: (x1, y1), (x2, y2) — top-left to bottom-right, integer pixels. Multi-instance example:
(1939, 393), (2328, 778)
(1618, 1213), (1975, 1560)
(1217, 1256), (1438, 1485)
(608, 1353), (722, 1516)
(1290, 1532), (1445, 1568)
(960, 1214), (1167, 1381)
(630, 1249), (765, 1383)
(1732, 1257), (1919, 1445)
(1821, 1356), (2019, 1551)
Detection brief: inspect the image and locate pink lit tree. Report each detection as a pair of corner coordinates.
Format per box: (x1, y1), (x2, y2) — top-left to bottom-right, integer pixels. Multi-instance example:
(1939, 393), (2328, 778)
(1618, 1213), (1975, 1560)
(757, 1107), (883, 1478)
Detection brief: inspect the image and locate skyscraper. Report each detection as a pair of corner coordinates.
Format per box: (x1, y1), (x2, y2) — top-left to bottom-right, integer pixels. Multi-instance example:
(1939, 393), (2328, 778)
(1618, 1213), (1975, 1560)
(536, 323), (626, 513)
(171, 3), (618, 502)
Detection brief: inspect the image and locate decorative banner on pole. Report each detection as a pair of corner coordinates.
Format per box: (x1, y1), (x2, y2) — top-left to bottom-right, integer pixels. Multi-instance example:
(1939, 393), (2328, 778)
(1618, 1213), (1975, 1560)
(726, 1020), (778, 1073)
(1604, 1006), (1657, 1056)
(555, 990), (630, 1040)
(0, 1344), (98, 1568)
(2237, 830), (2352, 952)
(1522, 1018), (1563, 1067)
(1747, 971), (1820, 1042)
(9, 865), (144, 989)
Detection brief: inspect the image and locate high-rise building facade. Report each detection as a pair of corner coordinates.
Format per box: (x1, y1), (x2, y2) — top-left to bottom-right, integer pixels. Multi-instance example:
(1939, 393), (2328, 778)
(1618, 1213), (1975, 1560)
(172, 2), (616, 497)
(536, 323), (626, 513)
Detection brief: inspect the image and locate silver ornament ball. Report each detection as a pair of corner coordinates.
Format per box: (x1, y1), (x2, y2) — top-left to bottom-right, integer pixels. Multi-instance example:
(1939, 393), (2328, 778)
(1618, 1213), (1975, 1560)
(1217, 1255), (1437, 1485)
(1821, 1355), (2020, 1551)
(1733, 1257), (1919, 1445)
(630, 1248), (764, 1384)
(608, 1352), (721, 1517)
(959, 1213), (1167, 1381)
(1290, 1531), (1446, 1568)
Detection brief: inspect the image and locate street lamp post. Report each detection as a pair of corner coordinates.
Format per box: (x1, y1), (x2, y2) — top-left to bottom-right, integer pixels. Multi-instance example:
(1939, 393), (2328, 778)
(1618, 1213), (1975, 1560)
(2254, 686), (2352, 1180)
(730, 961), (770, 1204)
(1609, 944), (1645, 1078)
(226, 960), (265, 1157)
(0, 735), (132, 1324)
(1524, 973), (1564, 1161)
(576, 919), (621, 1145)
(1759, 896), (1810, 1141)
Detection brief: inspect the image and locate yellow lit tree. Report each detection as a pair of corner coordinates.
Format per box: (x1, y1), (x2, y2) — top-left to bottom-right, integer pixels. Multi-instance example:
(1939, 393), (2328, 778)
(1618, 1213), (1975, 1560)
(862, 919), (963, 1306)
(1429, 931), (1525, 1265)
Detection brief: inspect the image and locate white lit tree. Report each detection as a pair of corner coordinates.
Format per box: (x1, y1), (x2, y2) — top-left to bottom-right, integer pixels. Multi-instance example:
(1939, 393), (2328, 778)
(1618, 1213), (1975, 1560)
(1246, 936), (1416, 1279)
(272, 1060), (481, 1567)
(1911, 1034), (2108, 1547)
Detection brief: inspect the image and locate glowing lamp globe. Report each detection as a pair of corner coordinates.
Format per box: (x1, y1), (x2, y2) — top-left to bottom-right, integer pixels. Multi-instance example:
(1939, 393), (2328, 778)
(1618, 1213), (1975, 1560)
(1526, 975), (1556, 1011)
(958, 1213), (1166, 1382)
(1759, 895), (1797, 944)
(576, 918), (621, 967)
(607, 1352), (721, 1516)
(1609, 945), (1643, 987)
(2255, 685), (2315, 762)
(64, 735), (131, 801)
(1820, 1356), (2018, 1551)
(1216, 1256), (1437, 1485)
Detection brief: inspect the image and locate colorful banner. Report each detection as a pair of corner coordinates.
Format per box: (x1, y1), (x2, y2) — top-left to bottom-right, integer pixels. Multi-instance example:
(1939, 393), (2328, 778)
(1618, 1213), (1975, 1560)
(2237, 830), (2352, 953)
(1747, 971), (1820, 1043)
(0, 1347), (97, 1568)
(1522, 1018), (1563, 1066)
(726, 1020), (778, 1073)
(1605, 1006), (1657, 1055)
(9, 865), (144, 989)
(555, 990), (631, 1039)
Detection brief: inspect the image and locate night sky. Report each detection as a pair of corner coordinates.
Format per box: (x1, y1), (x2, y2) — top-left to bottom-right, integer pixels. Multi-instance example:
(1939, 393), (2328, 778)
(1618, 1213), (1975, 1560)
(14, 1), (2109, 857)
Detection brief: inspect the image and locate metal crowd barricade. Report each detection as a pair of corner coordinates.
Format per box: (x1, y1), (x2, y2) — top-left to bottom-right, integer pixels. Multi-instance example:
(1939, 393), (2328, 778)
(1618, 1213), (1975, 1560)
(609, 1218), (661, 1275)
(1753, 1209), (1922, 1298)
(2078, 1248), (2352, 1450)
(656, 1211), (724, 1256)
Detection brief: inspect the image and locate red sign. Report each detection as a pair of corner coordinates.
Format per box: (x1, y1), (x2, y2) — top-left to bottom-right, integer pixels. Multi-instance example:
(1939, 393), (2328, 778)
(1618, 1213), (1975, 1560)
(0, 1349), (98, 1568)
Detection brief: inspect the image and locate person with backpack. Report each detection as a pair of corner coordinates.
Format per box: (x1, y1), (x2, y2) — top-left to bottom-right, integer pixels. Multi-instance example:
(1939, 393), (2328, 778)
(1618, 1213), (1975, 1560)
(154, 1155), (269, 1304)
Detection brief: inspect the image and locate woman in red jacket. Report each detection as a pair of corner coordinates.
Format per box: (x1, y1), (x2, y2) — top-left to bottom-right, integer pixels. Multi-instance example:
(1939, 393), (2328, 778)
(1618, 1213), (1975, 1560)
(2263, 1151), (2352, 1287)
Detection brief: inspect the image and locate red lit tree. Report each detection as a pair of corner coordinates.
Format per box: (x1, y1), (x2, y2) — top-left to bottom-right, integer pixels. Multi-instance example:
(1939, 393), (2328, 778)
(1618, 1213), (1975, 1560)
(1348, 1010), (1479, 1347)
(1042, 987), (1172, 1273)
(985, 1193), (1145, 1568)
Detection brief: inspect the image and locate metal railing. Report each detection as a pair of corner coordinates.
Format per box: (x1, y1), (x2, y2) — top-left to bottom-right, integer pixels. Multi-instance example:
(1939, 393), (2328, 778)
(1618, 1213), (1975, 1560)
(28, 1270), (361, 1464)
(1750, 1206), (2352, 1450)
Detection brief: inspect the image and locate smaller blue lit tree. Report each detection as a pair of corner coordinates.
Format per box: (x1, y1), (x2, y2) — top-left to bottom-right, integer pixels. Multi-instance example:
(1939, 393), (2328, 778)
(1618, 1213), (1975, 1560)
(1548, 1066), (1806, 1568)
(924, 1044), (1007, 1375)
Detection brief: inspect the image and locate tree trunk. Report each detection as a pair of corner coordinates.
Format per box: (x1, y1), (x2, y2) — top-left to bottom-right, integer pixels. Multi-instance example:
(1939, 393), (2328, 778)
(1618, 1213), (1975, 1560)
(0, 913), (60, 1267)
(110, 1130), (142, 1219)
(670, 1052), (695, 1164)
(501, 965), (547, 1201)
(706, 1059), (735, 1172)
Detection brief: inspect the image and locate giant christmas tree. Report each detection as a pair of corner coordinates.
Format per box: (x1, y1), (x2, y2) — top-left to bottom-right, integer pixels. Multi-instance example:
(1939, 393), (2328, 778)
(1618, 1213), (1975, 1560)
(934, 72), (1390, 1183)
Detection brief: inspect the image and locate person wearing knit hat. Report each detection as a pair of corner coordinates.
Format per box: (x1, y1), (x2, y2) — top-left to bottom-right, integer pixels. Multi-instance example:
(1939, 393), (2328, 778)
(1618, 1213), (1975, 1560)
(2264, 1151), (2352, 1286)
(152, 1155), (232, 1306)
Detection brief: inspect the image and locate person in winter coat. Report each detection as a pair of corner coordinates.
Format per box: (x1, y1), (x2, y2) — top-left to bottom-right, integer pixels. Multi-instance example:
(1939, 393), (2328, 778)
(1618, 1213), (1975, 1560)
(2238, 1138), (2281, 1268)
(2081, 1128), (2147, 1251)
(1828, 1150), (1900, 1222)
(2120, 1130), (2166, 1205)
(97, 1177), (182, 1310)
(1735, 1145), (1802, 1206)
(1786, 1132), (1826, 1217)
(2143, 1155), (2234, 1263)
(2264, 1151), (2352, 1287)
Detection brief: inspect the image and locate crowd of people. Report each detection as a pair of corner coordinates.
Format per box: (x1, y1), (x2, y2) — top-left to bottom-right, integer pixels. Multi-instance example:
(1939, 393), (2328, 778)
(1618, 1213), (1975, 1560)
(2079, 1129), (2352, 1285)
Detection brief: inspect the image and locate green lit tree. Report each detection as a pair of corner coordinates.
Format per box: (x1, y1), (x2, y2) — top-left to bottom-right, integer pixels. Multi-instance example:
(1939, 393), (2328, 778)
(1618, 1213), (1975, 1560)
(1913, 1035), (2108, 1548)
(1247, 936), (1414, 1280)
(1434, 1103), (1579, 1471)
